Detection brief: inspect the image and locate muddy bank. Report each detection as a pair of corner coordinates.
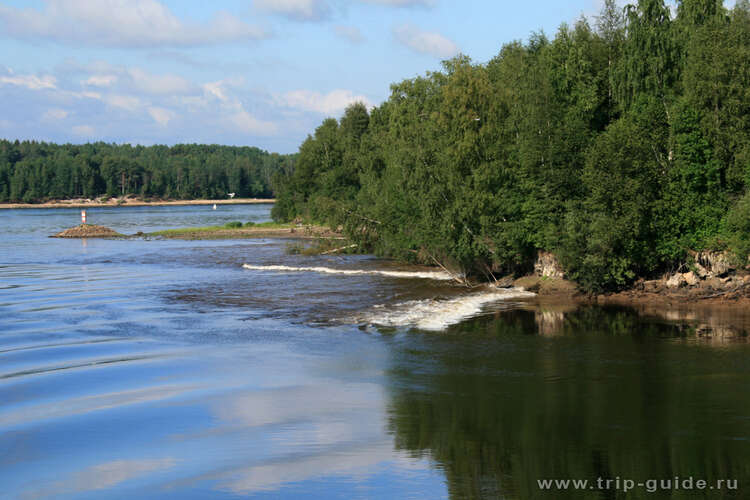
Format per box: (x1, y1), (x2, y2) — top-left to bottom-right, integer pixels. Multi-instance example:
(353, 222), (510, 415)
(1, 197), (275, 209)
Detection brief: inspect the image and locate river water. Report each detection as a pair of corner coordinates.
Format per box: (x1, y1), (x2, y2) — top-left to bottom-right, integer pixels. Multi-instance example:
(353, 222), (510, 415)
(1, 204), (749, 499)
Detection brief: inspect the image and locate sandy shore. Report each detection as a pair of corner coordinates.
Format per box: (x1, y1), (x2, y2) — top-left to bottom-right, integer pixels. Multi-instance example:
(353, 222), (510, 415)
(0, 198), (275, 209)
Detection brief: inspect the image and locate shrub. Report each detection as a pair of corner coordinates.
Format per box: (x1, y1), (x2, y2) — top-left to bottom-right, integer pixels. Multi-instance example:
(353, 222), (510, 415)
(725, 191), (750, 261)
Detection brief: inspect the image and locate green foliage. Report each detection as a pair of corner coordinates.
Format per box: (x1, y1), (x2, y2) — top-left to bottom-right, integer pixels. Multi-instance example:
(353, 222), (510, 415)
(724, 191), (750, 260)
(272, 0), (750, 291)
(561, 101), (665, 290)
(0, 141), (292, 203)
(224, 221), (243, 229)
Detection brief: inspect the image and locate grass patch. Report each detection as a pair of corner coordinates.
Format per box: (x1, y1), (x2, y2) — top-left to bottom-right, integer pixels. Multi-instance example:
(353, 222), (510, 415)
(146, 221), (296, 239)
(251, 221), (293, 229)
(149, 225), (228, 236)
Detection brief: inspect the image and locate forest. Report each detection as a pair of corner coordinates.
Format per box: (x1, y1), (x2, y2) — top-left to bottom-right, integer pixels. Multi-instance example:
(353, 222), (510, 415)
(272, 0), (750, 291)
(0, 140), (293, 202)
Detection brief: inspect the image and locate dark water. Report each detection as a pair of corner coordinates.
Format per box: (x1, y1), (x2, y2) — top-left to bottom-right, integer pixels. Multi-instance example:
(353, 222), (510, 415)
(1, 205), (749, 499)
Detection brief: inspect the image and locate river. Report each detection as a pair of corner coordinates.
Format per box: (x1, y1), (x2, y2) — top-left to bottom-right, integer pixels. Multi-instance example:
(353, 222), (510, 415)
(1, 204), (749, 499)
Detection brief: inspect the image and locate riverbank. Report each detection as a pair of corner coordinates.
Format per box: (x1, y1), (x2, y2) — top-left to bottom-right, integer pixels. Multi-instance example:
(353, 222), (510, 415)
(0, 197), (275, 209)
(515, 273), (750, 314)
(508, 274), (750, 341)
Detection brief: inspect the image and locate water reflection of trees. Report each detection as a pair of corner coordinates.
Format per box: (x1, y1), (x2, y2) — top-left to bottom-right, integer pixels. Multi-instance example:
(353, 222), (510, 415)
(386, 307), (750, 499)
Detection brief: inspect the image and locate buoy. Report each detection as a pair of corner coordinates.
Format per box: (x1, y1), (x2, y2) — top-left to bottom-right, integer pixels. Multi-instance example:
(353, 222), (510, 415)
(213, 204), (217, 210)
(81, 210), (87, 224)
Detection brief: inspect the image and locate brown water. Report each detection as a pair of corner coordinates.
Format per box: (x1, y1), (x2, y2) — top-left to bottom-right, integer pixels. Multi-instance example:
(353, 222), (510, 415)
(1, 205), (749, 499)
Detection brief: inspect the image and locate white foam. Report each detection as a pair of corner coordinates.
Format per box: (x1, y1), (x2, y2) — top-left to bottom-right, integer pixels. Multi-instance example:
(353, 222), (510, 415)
(242, 264), (455, 280)
(349, 288), (536, 331)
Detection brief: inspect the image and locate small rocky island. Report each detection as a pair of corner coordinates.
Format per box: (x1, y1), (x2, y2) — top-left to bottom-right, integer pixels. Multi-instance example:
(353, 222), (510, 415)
(52, 224), (124, 238)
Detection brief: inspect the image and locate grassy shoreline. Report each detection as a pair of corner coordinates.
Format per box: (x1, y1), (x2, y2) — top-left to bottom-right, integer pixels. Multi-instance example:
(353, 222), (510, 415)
(0, 197), (275, 209)
(144, 221), (343, 240)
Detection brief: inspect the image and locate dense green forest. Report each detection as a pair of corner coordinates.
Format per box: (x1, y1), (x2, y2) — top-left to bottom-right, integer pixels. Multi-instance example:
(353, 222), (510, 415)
(0, 140), (293, 202)
(273, 0), (750, 291)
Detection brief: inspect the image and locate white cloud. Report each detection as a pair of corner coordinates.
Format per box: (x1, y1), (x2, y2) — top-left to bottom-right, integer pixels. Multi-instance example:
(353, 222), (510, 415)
(105, 95), (142, 111)
(77, 91), (102, 100)
(254, 0), (331, 21)
(196, 79), (277, 135)
(83, 75), (117, 87)
(203, 81), (230, 102)
(0, 74), (57, 90)
(77, 63), (192, 95)
(127, 68), (191, 95)
(72, 124), (95, 136)
(230, 109), (278, 135)
(361, 0), (435, 7)
(334, 25), (364, 43)
(0, 0), (268, 48)
(42, 108), (69, 121)
(279, 89), (371, 115)
(147, 106), (174, 126)
(1, 63), (287, 149)
(392, 23), (459, 58)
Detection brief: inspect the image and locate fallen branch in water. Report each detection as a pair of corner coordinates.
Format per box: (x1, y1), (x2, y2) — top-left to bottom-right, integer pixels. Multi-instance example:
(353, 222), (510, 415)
(321, 244), (357, 255)
(426, 253), (469, 287)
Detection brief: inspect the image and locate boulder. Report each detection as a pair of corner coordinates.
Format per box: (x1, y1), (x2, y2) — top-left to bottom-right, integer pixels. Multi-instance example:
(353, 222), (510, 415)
(534, 251), (565, 279)
(693, 262), (709, 279)
(683, 271), (700, 286)
(666, 273), (687, 288)
(694, 251), (733, 277)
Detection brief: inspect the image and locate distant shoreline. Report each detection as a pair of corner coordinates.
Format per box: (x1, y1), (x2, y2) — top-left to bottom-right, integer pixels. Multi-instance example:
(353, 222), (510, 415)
(0, 198), (275, 209)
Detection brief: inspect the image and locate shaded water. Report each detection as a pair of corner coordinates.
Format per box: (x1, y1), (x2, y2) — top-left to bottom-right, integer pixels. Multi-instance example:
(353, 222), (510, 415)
(1, 205), (749, 499)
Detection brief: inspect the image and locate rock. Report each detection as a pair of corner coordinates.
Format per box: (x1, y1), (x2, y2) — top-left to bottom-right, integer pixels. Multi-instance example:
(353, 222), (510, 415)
(494, 275), (515, 288)
(704, 277), (724, 291)
(695, 251), (733, 277)
(666, 273), (687, 288)
(643, 280), (661, 292)
(534, 251), (565, 279)
(52, 224), (123, 238)
(683, 271), (700, 286)
(694, 262), (709, 279)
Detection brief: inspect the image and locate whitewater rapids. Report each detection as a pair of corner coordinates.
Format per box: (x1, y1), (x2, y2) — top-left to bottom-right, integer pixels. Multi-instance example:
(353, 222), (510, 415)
(348, 289), (536, 331)
(242, 264), (456, 280)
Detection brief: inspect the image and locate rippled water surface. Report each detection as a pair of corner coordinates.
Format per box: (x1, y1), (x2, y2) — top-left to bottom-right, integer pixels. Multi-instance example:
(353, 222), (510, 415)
(2, 205), (750, 499)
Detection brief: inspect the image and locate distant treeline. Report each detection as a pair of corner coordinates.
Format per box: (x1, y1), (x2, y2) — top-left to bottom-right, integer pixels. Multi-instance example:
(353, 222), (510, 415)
(0, 140), (294, 202)
(273, 0), (750, 291)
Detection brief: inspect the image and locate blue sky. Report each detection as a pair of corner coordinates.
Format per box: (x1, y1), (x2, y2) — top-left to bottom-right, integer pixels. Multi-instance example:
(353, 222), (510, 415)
(0, 0), (732, 153)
